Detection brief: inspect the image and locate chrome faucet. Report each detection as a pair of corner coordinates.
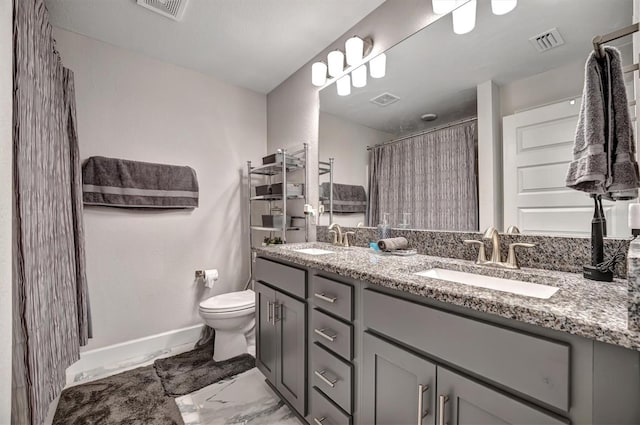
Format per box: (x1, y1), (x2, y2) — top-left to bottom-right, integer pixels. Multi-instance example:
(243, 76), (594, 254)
(464, 226), (536, 269)
(328, 223), (344, 246)
(483, 226), (502, 263)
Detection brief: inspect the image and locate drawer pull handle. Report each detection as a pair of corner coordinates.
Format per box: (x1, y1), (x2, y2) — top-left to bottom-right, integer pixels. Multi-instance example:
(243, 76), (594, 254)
(314, 369), (338, 388)
(313, 418), (326, 425)
(314, 328), (337, 342)
(314, 292), (337, 303)
(418, 384), (429, 425)
(438, 395), (449, 425)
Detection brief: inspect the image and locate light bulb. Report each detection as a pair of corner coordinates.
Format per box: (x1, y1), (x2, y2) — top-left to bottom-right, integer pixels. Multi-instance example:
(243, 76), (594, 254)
(311, 62), (327, 87)
(432, 0), (459, 15)
(345, 36), (364, 66)
(491, 0), (517, 15)
(327, 50), (344, 77)
(369, 53), (386, 79)
(337, 74), (351, 96)
(453, 0), (476, 35)
(352, 65), (367, 88)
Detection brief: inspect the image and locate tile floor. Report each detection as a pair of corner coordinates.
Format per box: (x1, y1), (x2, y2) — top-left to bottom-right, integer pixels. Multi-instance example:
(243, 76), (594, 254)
(44, 345), (301, 425)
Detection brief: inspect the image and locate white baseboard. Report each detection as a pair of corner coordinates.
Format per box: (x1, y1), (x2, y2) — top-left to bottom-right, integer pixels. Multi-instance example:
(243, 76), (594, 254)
(66, 324), (204, 381)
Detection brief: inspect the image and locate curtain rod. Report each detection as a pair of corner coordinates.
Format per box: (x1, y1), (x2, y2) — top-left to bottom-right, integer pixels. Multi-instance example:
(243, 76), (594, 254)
(367, 116), (477, 151)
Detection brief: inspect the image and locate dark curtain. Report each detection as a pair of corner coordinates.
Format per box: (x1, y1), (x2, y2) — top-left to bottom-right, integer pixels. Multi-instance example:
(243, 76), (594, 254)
(12, 0), (90, 423)
(368, 121), (479, 231)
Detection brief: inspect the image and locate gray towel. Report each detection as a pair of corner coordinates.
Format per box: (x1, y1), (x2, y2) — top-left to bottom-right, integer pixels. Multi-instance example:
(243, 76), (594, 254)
(320, 182), (367, 213)
(82, 156), (199, 208)
(566, 46), (639, 200)
(378, 237), (409, 251)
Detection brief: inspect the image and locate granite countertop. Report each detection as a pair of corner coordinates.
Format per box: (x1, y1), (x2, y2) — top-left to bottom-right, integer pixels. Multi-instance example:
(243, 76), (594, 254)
(254, 242), (640, 351)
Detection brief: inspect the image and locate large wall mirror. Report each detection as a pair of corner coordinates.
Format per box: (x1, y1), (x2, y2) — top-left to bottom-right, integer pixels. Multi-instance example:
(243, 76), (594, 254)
(318, 0), (636, 237)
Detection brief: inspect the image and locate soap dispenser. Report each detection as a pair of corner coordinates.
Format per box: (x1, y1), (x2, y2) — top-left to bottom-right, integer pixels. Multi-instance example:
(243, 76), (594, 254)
(377, 213), (391, 240)
(628, 203), (640, 330)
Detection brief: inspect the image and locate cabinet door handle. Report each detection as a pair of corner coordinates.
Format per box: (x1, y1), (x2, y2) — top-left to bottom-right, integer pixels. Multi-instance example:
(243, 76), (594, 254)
(314, 328), (337, 342)
(418, 384), (429, 425)
(314, 292), (337, 303)
(273, 302), (281, 323)
(438, 395), (449, 425)
(314, 369), (338, 388)
(313, 417), (326, 425)
(267, 301), (273, 325)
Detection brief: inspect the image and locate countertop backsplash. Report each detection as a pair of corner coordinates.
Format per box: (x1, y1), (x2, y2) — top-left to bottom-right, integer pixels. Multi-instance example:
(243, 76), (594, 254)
(317, 226), (631, 279)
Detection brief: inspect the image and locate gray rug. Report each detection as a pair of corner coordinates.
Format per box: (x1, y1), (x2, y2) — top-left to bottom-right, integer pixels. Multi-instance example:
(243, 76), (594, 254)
(53, 345), (255, 424)
(154, 344), (256, 396)
(53, 365), (183, 425)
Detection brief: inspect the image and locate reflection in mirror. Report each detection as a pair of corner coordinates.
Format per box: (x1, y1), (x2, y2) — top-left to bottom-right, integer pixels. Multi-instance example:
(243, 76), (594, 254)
(319, 0), (636, 237)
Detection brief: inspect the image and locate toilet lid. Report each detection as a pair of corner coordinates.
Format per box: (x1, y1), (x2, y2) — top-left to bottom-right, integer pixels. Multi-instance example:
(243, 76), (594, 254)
(199, 290), (255, 313)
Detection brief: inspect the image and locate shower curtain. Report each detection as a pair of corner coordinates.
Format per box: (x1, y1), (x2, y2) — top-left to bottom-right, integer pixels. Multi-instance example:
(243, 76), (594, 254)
(12, 0), (90, 423)
(368, 121), (478, 231)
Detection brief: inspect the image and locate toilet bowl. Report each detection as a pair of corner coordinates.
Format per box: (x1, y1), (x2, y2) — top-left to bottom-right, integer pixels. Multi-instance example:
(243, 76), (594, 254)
(199, 289), (256, 361)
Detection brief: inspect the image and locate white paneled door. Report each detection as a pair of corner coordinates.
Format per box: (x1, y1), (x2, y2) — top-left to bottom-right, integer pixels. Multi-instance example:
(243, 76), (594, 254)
(503, 99), (631, 237)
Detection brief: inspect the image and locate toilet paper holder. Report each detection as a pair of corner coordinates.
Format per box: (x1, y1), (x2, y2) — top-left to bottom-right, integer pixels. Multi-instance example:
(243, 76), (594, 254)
(195, 270), (206, 279)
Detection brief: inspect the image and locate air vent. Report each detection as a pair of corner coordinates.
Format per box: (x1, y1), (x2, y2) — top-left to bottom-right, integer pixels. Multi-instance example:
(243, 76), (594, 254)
(137, 0), (189, 21)
(370, 92), (400, 107)
(529, 28), (565, 53)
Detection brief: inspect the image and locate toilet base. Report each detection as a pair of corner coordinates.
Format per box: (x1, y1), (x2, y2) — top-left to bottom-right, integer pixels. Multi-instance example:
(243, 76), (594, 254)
(214, 330), (248, 361)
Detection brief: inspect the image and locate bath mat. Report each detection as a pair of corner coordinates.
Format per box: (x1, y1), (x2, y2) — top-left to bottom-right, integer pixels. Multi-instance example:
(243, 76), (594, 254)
(154, 344), (256, 396)
(53, 365), (184, 425)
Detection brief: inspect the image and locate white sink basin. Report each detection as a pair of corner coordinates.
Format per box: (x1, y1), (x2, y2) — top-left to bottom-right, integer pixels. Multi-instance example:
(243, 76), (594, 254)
(293, 248), (335, 256)
(415, 268), (559, 299)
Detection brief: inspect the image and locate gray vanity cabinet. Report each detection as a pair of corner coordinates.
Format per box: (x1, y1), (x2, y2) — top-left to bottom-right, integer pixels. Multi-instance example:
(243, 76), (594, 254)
(255, 281), (277, 384)
(254, 258), (307, 415)
(361, 332), (436, 425)
(437, 367), (566, 425)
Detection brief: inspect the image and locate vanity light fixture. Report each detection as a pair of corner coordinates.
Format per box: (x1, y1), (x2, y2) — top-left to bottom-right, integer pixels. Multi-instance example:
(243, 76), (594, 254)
(491, 0), (517, 15)
(352, 64), (367, 88)
(432, 0), (460, 15)
(345, 36), (374, 66)
(369, 53), (387, 79)
(311, 61), (328, 87)
(337, 74), (351, 96)
(453, 0), (477, 34)
(327, 50), (345, 77)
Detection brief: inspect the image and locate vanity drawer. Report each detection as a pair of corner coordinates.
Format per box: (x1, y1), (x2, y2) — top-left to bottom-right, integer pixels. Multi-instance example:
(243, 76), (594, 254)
(311, 308), (353, 361)
(311, 343), (353, 413)
(255, 257), (306, 299)
(310, 387), (352, 425)
(363, 289), (570, 412)
(311, 276), (353, 320)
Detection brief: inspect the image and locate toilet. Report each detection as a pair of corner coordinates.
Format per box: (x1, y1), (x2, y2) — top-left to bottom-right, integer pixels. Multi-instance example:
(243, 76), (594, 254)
(198, 289), (256, 361)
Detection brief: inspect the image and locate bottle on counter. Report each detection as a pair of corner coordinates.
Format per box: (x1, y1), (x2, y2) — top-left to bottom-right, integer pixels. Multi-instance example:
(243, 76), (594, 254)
(377, 212), (391, 240)
(627, 204), (640, 331)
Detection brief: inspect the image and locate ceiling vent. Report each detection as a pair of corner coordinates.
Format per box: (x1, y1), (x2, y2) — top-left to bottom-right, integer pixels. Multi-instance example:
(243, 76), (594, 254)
(370, 92), (400, 107)
(136, 0), (189, 21)
(529, 28), (565, 53)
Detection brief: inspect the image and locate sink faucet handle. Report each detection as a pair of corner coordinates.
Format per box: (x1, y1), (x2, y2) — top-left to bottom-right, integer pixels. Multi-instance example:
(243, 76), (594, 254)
(506, 243), (536, 269)
(328, 230), (338, 245)
(463, 240), (487, 264)
(505, 225), (521, 234)
(343, 231), (356, 247)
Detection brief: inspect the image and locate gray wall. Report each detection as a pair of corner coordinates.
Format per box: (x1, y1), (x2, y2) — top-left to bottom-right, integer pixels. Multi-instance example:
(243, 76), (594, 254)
(54, 28), (267, 350)
(267, 0), (446, 240)
(0, 0), (12, 422)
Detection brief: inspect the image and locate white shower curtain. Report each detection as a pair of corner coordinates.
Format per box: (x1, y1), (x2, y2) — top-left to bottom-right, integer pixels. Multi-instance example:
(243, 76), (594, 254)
(12, 0), (90, 423)
(368, 120), (478, 231)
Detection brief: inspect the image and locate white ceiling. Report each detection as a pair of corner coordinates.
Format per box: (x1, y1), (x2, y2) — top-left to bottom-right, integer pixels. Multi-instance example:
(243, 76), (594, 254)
(45, 0), (386, 93)
(320, 0), (633, 136)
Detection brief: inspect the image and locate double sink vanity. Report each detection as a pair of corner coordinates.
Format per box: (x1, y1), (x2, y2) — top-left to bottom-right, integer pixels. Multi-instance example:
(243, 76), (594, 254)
(253, 240), (640, 425)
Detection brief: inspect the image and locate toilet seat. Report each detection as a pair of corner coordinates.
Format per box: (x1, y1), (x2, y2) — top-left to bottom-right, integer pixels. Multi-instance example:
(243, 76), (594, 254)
(199, 289), (255, 313)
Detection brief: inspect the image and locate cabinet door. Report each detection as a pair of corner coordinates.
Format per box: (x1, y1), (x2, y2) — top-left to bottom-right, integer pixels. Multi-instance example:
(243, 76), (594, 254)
(276, 290), (307, 415)
(362, 332), (437, 425)
(436, 367), (566, 425)
(255, 281), (277, 384)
